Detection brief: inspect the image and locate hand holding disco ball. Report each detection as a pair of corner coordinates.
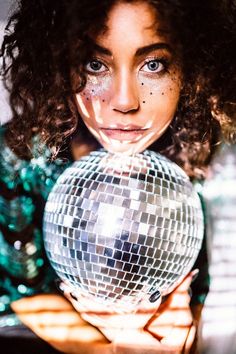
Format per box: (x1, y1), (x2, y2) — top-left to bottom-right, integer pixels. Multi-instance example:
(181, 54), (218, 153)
(43, 150), (203, 323)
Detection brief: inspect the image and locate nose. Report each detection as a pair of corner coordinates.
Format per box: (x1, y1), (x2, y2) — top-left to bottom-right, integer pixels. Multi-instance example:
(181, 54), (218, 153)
(110, 70), (139, 113)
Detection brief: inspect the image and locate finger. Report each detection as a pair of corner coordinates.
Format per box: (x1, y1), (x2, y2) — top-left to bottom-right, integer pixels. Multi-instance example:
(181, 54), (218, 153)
(159, 322), (196, 354)
(146, 303), (193, 342)
(176, 269), (199, 293)
(78, 302), (161, 342)
(156, 303), (194, 352)
(11, 294), (73, 313)
(113, 328), (162, 353)
(114, 329), (180, 354)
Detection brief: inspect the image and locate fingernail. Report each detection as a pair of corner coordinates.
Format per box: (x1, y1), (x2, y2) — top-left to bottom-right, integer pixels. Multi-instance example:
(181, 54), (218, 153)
(149, 290), (161, 303)
(70, 291), (78, 301)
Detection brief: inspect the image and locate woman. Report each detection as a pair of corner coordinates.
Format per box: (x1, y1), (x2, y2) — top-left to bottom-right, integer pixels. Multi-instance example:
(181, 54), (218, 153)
(0, 0), (235, 352)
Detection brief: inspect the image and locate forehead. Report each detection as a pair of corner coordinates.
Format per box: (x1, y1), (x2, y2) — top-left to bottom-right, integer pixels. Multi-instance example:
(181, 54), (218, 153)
(96, 1), (170, 47)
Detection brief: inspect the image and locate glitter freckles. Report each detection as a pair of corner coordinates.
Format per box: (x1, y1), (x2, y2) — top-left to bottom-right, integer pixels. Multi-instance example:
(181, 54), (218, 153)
(86, 74), (112, 98)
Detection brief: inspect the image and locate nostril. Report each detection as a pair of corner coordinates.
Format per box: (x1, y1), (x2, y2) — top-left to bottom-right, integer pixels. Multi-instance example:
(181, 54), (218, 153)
(112, 106), (139, 114)
(111, 96), (140, 113)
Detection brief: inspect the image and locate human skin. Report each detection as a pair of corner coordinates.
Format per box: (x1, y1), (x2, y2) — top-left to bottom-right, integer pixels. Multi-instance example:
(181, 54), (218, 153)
(75, 1), (182, 155)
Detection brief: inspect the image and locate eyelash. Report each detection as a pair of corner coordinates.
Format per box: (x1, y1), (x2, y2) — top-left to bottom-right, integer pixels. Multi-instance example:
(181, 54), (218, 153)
(141, 57), (170, 74)
(85, 59), (107, 75)
(85, 57), (170, 75)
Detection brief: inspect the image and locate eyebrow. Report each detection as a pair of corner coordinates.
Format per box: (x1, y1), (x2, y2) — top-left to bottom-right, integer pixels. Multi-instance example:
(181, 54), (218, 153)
(135, 43), (172, 56)
(92, 42), (172, 57)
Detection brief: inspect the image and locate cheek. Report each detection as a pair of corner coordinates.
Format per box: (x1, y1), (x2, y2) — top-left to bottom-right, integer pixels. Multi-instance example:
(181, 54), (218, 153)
(86, 76), (111, 105)
(138, 75), (181, 115)
(75, 94), (106, 126)
(75, 75), (112, 121)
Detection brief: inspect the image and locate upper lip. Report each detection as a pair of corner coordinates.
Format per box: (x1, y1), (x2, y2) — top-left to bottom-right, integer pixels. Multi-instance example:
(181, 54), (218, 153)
(100, 124), (147, 131)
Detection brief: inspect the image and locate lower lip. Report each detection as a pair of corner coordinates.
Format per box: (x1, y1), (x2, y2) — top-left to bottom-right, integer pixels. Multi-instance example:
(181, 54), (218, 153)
(100, 128), (147, 141)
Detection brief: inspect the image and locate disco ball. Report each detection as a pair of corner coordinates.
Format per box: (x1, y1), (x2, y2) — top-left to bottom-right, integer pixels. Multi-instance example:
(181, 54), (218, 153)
(43, 150), (204, 313)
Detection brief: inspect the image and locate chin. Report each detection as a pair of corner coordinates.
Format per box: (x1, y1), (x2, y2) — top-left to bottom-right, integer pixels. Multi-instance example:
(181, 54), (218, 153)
(101, 141), (147, 155)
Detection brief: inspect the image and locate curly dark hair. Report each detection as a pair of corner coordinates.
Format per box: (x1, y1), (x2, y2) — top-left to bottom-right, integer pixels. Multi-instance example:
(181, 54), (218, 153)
(1, 0), (235, 178)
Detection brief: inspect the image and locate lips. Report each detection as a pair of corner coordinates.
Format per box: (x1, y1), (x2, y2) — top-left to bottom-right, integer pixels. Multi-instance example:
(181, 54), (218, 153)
(100, 125), (148, 141)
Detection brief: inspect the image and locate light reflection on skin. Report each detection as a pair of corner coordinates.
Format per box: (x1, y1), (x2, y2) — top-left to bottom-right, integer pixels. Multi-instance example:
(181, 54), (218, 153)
(75, 1), (182, 154)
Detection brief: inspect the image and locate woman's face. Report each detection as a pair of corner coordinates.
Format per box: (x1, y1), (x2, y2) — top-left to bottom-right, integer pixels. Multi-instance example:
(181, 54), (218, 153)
(75, 1), (182, 154)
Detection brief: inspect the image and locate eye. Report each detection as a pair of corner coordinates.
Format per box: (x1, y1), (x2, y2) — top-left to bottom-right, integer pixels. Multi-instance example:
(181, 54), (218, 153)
(85, 60), (107, 73)
(141, 59), (165, 73)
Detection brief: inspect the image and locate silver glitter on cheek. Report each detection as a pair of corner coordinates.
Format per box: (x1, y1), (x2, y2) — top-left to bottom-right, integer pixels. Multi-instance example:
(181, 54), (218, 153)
(86, 75), (112, 97)
(43, 150), (204, 313)
(139, 77), (169, 95)
(138, 70), (181, 96)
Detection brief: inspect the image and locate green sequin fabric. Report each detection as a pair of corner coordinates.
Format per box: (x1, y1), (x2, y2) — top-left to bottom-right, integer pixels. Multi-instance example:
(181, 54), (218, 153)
(0, 126), (70, 315)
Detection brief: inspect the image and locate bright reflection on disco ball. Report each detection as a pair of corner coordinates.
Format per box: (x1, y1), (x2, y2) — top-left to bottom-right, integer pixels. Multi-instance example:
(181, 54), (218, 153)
(43, 150), (204, 313)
